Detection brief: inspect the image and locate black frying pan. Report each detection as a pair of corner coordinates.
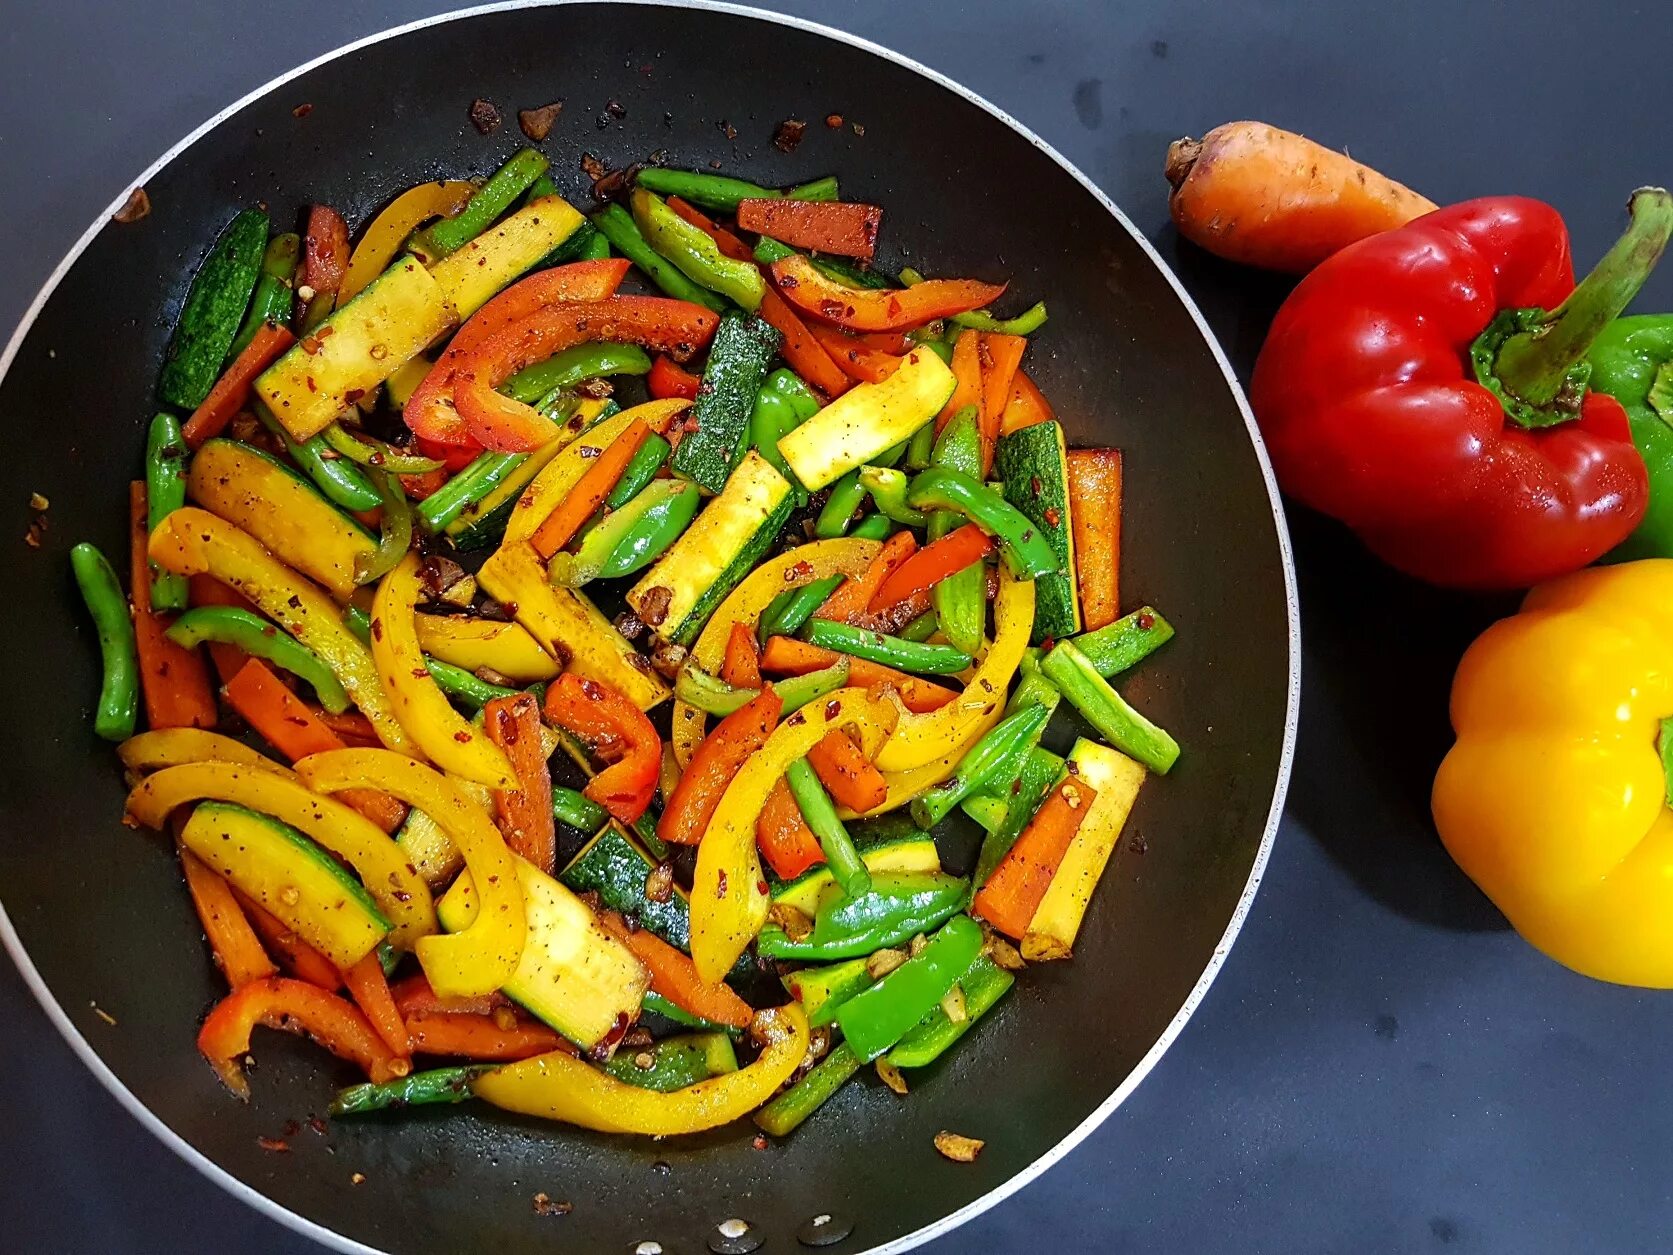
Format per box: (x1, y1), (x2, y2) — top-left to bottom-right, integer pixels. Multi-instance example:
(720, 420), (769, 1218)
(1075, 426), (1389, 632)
(0, 4), (1298, 1251)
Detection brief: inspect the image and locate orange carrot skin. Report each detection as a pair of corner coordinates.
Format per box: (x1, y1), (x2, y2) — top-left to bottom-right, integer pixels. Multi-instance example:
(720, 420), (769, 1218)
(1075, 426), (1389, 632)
(182, 323), (295, 449)
(972, 777), (1099, 938)
(179, 846), (277, 988)
(1165, 121), (1437, 272)
(1000, 370), (1056, 435)
(1067, 449), (1123, 630)
(976, 333), (1027, 473)
(759, 636), (957, 714)
(128, 482), (218, 729)
(807, 730), (888, 814)
(405, 1010), (572, 1061)
(343, 950), (414, 1059)
(484, 692), (557, 875)
(757, 780), (825, 880)
(815, 531), (917, 623)
(529, 419), (651, 558)
(659, 690), (782, 846)
(598, 910), (754, 1028)
(721, 621), (763, 689)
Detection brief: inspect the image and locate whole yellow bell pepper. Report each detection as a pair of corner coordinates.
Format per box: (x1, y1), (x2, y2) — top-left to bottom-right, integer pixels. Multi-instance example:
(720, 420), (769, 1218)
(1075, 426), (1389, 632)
(1433, 560), (1673, 987)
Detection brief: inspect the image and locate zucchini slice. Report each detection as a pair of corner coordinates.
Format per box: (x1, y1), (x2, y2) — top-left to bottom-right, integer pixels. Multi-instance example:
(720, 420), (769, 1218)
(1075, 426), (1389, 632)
(429, 195), (584, 320)
(996, 419), (1081, 641)
(561, 822), (693, 953)
(158, 209), (269, 409)
(777, 348), (955, 490)
(769, 815), (942, 916)
(669, 312), (781, 493)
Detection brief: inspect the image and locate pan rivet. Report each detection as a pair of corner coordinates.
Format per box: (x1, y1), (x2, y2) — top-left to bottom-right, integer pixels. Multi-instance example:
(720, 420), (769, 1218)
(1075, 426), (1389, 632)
(634, 1242), (663, 1255)
(709, 1217), (762, 1254)
(798, 1212), (856, 1247)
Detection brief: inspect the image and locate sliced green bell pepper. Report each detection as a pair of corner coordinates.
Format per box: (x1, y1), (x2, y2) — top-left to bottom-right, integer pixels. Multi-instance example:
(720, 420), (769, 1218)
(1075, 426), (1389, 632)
(835, 914), (984, 1062)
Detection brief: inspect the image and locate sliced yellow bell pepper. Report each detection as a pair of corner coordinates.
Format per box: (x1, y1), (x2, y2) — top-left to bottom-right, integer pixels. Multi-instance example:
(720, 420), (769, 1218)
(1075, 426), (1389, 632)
(339, 179), (476, 304)
(472, 1004), (808, 1134)
(295, 748), (525, 997)
(149, 509), (414, 755)
(871, 565), (1034, 774)
(118, 728), (292, 776)
(371, 553), (513, 787)
(671, 537), (880, 767)
(1434, 560), (1673, 988)
(691, 686), (899, 983)
(414, 614), (561, 683)
(124, 760), (436, 947)
(430, 195), (585, 321)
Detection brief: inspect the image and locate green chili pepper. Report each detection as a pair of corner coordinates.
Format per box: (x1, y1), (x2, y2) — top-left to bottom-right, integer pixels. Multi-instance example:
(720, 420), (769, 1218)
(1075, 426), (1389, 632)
(604, 433), (672, 510)
(906, 466), (1059, 580)
(631, 189), (764, 310)
(857, 466), (928, 526)
(930, 407), (986, 656)
(1040, 639), (1179, 774)
(552, 785), (609, 833)
(750, 370), (819, 502)
(426, 657), (519, 710)
(758, 573), (845, 643)
(899, 266), (1048, 336)
(782, 957), (876, 1027)
(801, 619), (973, 676)
(330, 1065), (490, 1117)
(896, 609), (939, 643)
(904, 418), (937, 469)
(604, 1032), (739, 1092)
(317, 424), (444, 475)
(753, 1040), (860, 1136)
(503, 342), (652, 405)
(847, 513), (894, 541)
(673, 659), (850, 718)
(835, 914), (984, 1062)
(410, 148), (550, 261)
(910, 703), (1051, 828)
(415, 450), (527, 533)
(70, 543), (139, 742)
(756, 872), (968, 960)
(971, 747), (1064, 893)
(1073, 606), (1176, 678)
(885, 952), (1014, 1068)
(785, 759), (872, 899)
(354, 469), (412, 587)
(640, 990), (744, 1037)
(591, 204), (728, 313)
(549, 479), (700, 587)
(145, 413), (190, 612)
(636, 169), (838, 214)
(227, 233), (299, 360)
(255, 404), (381, 512)
(166, 606), (350, 712)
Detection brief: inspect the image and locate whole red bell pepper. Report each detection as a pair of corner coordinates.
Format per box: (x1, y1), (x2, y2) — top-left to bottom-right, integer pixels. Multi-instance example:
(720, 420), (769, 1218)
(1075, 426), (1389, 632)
(1251, 189), (1672, 588)
(542, 673), (661, 823)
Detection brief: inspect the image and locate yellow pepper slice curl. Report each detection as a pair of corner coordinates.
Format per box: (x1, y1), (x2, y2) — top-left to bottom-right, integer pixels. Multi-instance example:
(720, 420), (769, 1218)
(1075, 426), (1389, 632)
(295, 749), (525, 997)
(414, 614), (560, 684)
(1433, 560), (1673, 987)
(691, 686), (899, 983)
(124, 761), (436, 948)
(372, 553), (514, 787)
(149, 509), (415, 756)
(872, 566), (1035, 774)
(339, 179), (476, 304)
(672, 537), (880, 768)
(473, 1004), (808, 1134)
(118, 729), (292, 777)
(843, 712), (1004, 819)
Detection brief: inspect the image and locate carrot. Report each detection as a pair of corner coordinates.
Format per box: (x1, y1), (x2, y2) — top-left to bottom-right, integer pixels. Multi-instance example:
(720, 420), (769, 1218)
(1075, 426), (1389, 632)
(181, 323), (296, 449)
(529, 418), (651, 558)
(973, 776), (1099, 938)
(658, 690), (781, 847)
(868, 524), (994, 613)
(807, 730), (888, 814)
(390, 972), (508, 1019)
(598, 910), (754, 1028)
(757, 780), (825, 880)
(309, 706), (382, 746)
(186, 574), (254, 682)
(1000, 370), (1055, 435)
(936, 329), (984, 430)
(648, 354), (701, 400)
(236, 891), (342, 990)
(342, 950), (413, 1059)
(815, 531), (917, 623)
(178, 844), (276, 988)
(405, 1010), (572, 1061)
(758, 287), (852, 401)
(222, 659), (407, 833)
(807, 322), (902, 383)
(483, 692), (556, 875)
(721, 621), (763, 688)
(735, 198), (883, 261)
(977, 333), (1027, 473)
(127, 483), (218, 729)
(760, 635), (958, 713)
(1067, 449), (1123, 630)
(1164, 121), (1437, 273)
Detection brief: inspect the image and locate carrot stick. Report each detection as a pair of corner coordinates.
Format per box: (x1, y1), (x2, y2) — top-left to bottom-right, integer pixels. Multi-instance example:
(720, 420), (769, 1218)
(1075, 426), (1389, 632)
(598, 910), (754, 1028)
(185, 574), (254, 682)
(658, 690), (781, 847)
(734, 199), (882, 261)
(222, 659), (407, 833)
(1000, 370), (1055, 435)
(309, 707), (382, 746)
(182, 323), (296, 449)
(405, 1010), (573, 1061)
(483, 692), (556, 875)
(1164, 121), (1437, 273)
(342, 950), (413, 1058)
(529, 418), (651, 559)
(936, 330), (983, 429)
(868, 524), (993, 613)
(977, 333), (1027, 473)
(390, 972), (508, 1019)
(179, 844), (276, 988)
(815, 530), (917, 623)
(237, 891), (342, 990)
(807, 730), (888, 814)
(757, 781), (825, 880)
(721, 621), (763, 688)
(973, 776), (1099, 939)
(127, 482), (218, 729)
(1067, 449), (1123, 630)
(759, 635), (957, 713)
(807, 322), (902, 383)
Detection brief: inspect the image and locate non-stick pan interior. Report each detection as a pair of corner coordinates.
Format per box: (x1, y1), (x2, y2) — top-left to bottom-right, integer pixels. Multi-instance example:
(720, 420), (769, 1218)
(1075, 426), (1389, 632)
(0, 5), (1295, 1252)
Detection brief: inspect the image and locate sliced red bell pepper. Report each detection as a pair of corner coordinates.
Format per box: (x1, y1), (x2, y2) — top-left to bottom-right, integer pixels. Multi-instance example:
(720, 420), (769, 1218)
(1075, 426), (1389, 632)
(721, 621), (763, 688)
(302, 205), (350, 296)
(543, 673), (662, 823)
(342, 950), (413, 1059)
(937, 329), (984, 429)
(182, 323), (296, 449)
(529, 418), (652, 558)
(815, 530), (917, 623)
(198, 976), (401, 1098)
(598, 909), (754, 1028)
(1066, 449), (1123, 631)
(1000, 369), (1055, 434)
(483, 692), (557, 876)
(756, 779), (825, 880)
(770, 254), (1005, 333)
(127, 483), (218, 730)
(658, 689), (782, 846)
(735, 199), (883, 261)
(972, 775), (1099, 939)
(415, 437), (484, 473)
(405, 1009), (573, 1061)
(868, 523), (994, 613)
(178, 844), (277, 989)
(807, 322), (902, 384)
(648, 354), (701, 400)
(452, 297), (720, 452)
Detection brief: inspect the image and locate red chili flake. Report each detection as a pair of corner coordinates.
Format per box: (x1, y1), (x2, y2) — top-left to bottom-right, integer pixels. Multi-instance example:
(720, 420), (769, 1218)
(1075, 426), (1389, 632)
(292, 103), (314, 119)
(756, 880), (768, 895)
(719, 120), (739, 141)
(112, 187), (151, 223)
(308, 1116), (328, 1135)
(370, 618), (384, 642)
(257, 1137), (290, 1153)
(453, 730), (473, 743)
(519, 102), (563, 141)
(532, 1193), (573, 1217)
(1029, 475), (1043, 496)
(824, 700), (841, 719)
(1136, 612), (1155, 630)
(825, 113), (844, 129)
(717, 870), (729, 896)
(1044, 506), (1061, 527)
(469, 98), (503, 134)
(753, 1133), (770, 1151)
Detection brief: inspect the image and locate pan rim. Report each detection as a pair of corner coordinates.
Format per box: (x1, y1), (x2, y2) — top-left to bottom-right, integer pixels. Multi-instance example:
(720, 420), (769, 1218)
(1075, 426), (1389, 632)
(0, 3), (1302, 1253)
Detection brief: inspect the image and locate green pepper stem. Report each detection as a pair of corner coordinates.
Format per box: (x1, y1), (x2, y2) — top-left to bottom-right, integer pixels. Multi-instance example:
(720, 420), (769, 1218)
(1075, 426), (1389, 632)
(1490, 187), (1673, 422)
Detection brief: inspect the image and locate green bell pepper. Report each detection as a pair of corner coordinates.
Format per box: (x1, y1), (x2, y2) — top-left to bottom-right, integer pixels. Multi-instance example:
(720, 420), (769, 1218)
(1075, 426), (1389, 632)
(755, 871), (968, 960)
(1590, 315), (1673, 560)
(885, 951), (1015, 1068)
(166, 606), (349, 712)
(929, 408), (986, 656)
(631, 188), (765, 310)
(835, 914), (984, 1062)
(548, 479), (701, 586)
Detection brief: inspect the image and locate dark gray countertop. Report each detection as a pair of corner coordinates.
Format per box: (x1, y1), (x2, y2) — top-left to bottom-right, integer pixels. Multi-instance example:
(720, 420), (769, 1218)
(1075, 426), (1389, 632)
(3, 1), (1670, 1251)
